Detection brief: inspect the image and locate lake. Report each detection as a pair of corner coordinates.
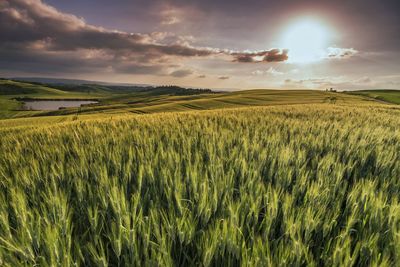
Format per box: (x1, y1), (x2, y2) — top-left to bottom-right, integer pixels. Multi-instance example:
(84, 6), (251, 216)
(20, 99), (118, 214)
(22, 100), (98, 111)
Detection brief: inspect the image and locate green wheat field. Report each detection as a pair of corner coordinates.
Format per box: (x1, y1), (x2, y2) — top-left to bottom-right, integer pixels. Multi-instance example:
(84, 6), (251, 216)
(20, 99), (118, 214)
(0, 80), (400, 266)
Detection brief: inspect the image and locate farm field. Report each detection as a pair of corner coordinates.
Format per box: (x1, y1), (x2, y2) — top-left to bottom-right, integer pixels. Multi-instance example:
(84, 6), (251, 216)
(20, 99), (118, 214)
(2, 0), (400, 265)
(1, 79), (392, 120)
(0, 100), (399, 266)
(348, 90), (400, 105)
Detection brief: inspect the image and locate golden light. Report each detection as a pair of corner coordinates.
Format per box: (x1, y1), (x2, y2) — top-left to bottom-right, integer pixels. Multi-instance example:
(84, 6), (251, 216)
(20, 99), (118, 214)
(281, 18), (332, 63)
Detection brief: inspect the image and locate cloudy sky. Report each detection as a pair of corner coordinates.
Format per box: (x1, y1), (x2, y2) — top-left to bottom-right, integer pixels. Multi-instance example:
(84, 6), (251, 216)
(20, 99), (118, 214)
(1, 0), (399, 89)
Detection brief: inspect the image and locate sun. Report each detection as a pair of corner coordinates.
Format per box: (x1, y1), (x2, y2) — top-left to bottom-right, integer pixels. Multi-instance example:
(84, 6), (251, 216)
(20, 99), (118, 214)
(281, 18), (332, 63)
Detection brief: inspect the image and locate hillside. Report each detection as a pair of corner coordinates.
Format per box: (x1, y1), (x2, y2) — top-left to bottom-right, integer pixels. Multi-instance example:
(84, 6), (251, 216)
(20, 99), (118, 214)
(0, 78), (375, 119)
(0, 79), (72, 96)
(0, 79), (213, 119)
(347, 89), (400, 105)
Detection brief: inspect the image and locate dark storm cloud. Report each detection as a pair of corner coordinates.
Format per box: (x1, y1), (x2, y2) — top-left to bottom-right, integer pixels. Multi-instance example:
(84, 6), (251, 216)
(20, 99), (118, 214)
(0, 0), (288, 77)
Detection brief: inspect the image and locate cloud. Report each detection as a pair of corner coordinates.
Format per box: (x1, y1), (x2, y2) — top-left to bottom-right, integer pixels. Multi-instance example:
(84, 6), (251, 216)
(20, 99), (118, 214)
(161, 15), (181, 26)
(113, 63), (165, 75)
(0, 0), (289, 77)
(252, 67), (283, 76)
(266, 67), (283, 76)
(156, 3), (201, 27)
(284, 79), (304, 86)
(353, 76), (371, 84)
(159, 5), (182, 25)
(218, 76), (230, 80)
(325, 47), (358, 59)
(232, 49), (289, 63)
(170, 69), (193, 77)
(283, 76), (376, 90)
(251, 70), (264, 76)
(0, 0), (215, 58)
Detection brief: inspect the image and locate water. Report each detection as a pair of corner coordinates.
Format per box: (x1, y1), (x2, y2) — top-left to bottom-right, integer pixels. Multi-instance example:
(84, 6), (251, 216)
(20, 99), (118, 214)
(22, 100), (98, 111)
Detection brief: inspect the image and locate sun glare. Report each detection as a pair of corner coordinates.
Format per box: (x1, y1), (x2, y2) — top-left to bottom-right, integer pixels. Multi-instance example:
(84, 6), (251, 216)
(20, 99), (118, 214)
(281, 18), (332, 63)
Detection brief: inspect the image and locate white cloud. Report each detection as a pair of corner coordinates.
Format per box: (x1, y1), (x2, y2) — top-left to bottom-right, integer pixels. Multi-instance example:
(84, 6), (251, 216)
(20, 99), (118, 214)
(252, 67), (283, 76)
(266, 67), (283, 76)
(353, 76), (372, 84)
(324, 47), (358, 59)
(283, 76), (377, 90)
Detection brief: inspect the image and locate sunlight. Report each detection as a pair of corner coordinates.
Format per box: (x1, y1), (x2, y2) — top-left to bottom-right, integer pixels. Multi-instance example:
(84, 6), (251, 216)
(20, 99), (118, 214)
(281, 18), (332, 63)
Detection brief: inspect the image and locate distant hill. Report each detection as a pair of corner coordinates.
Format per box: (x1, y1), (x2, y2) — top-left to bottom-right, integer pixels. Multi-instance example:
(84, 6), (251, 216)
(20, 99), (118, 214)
(1, 78), (214, 95)
(142, 86), (213, 95)
(0, 79), (69, 96)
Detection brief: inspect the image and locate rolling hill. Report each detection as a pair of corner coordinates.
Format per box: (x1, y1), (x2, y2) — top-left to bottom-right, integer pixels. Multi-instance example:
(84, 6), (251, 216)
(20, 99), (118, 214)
(0, 78), (386, 119)
(347, 89), (400, 105)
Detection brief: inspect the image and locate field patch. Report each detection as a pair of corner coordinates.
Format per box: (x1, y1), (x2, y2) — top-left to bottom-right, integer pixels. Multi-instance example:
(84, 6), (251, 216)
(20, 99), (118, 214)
(0, 104), (399, 266)
(348, 90), (400, 105)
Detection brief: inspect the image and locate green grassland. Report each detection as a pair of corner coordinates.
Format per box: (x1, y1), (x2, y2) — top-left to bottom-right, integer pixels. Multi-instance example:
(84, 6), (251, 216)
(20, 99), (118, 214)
(0, 79), (104, 119)
(0, 80), (400, 266)
(348, 90), (400, 105)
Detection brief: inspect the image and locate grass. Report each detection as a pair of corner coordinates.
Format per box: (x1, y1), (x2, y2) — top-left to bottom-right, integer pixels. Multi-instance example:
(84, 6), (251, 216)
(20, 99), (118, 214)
(0, 102), (399, 266)
(41, 89), (371, 116)
(1, 87), (374, 119)
(348, 90), (400, 105)
(0, 79), (105, 119)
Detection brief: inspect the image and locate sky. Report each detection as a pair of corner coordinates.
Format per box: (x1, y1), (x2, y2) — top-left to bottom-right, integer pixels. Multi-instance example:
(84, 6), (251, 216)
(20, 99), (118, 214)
(1, 0), (399, 90)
